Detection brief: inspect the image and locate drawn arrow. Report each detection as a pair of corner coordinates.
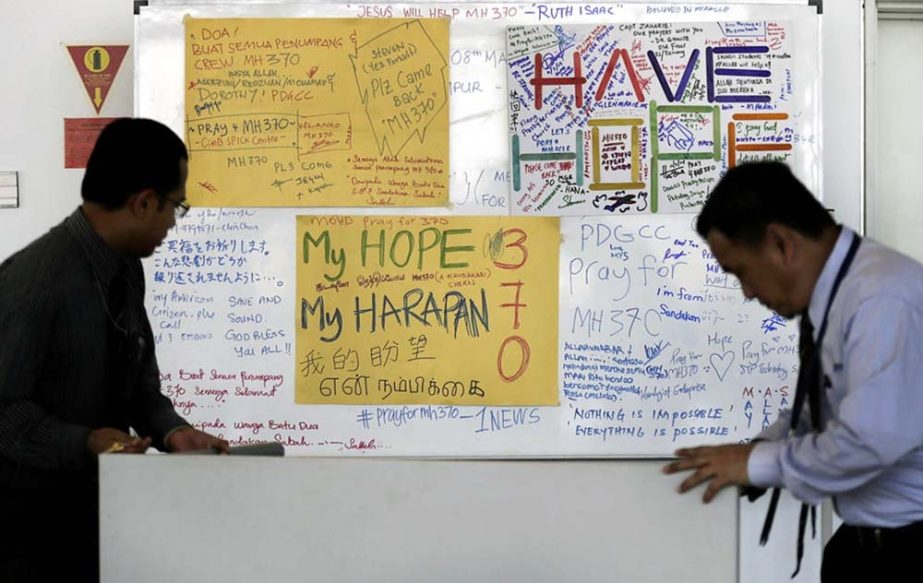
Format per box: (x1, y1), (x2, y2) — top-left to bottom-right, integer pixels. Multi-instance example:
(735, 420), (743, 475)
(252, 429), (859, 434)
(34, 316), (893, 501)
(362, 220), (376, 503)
(94, 87), (103, 109)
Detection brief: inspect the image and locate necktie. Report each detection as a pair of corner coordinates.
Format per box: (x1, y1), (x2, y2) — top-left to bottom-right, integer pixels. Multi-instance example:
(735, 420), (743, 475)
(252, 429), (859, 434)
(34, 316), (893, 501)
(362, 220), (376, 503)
(795, 313), (820, 574)
(800, 314), (821, 429)
(759, 311), (819, 577)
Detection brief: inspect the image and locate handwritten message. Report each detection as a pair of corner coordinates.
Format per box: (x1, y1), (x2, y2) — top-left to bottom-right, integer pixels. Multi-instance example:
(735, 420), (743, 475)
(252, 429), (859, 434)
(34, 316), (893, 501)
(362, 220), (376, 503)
(147, 211), (797, 455)
(143, 3), (818, 456)
(507, 21), (795, 215)
(560, 215), (797, 448)
(185, 17), (449, 207)
(295, 215), (559, 405)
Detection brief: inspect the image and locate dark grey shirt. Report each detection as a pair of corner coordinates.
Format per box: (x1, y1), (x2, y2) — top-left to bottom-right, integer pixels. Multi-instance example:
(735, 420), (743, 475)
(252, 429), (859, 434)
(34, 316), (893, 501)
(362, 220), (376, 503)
(0, 208), (187, 489)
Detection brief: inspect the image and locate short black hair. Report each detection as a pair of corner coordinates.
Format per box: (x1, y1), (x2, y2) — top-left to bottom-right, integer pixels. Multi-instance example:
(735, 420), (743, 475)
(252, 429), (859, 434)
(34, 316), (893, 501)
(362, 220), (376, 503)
(695, 162), (834, 246)
(81, 118), (188, 209)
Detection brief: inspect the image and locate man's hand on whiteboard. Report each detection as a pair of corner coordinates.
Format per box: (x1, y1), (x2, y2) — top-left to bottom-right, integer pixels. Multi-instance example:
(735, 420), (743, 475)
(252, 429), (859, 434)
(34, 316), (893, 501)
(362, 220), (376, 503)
(662, 443), (757, 503)
(166, 427), (230, 454)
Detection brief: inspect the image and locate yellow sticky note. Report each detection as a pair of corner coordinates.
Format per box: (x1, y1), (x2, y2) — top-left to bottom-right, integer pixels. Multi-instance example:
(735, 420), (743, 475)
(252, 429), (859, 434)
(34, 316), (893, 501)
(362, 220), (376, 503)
(295, 215), (560, 406)
(185, 17), (450, 208)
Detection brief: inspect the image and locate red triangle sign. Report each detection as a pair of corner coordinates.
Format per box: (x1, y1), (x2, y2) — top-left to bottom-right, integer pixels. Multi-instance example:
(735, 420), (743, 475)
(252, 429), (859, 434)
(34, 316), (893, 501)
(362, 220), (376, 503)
(66, 45), (129, 114)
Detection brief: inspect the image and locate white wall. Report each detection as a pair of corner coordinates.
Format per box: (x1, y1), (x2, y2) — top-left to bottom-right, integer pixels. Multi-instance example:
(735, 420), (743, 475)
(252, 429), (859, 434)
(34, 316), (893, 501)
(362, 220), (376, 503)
(0, 0), (133, 261)
(821, 0), (865, 231)
(868, 18), (923, 260)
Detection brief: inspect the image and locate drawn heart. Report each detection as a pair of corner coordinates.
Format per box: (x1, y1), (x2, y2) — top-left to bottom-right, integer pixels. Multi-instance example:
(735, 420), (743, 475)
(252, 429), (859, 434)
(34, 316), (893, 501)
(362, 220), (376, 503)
(710, 351), (735, 381)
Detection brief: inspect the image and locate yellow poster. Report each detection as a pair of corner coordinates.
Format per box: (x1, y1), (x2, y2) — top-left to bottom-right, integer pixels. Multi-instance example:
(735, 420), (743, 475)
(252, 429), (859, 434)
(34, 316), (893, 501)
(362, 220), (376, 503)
(184, 18), (449, 207)
(295, 216), (560, 405)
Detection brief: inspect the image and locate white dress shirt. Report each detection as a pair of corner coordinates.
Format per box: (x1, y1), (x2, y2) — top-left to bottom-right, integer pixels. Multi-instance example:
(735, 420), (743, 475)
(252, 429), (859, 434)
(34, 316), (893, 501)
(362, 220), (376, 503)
(748, 226), (923, 527)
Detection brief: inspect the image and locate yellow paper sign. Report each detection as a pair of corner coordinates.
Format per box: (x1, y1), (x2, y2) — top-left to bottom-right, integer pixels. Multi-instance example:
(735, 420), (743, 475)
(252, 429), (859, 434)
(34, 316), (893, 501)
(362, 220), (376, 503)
(295, 216), (560, 406)
(185, 18), (450, 207)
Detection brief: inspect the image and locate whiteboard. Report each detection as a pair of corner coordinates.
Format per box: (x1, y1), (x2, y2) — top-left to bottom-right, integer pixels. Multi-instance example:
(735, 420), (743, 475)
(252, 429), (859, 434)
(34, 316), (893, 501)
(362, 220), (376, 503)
(100, 455), (738, 583)
(136, 1), (819, 456)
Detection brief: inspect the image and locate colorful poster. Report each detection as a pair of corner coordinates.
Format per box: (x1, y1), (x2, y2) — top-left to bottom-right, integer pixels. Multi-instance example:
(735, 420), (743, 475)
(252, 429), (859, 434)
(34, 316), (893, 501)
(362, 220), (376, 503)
(185, 18), (450, 208)
(295, 215), (559, 405)
(66, 45), (129, 114)
(507, 22), (795, 215)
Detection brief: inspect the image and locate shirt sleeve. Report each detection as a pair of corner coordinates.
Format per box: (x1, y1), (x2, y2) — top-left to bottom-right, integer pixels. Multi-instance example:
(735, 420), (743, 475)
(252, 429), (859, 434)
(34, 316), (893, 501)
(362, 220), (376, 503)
(0, 289), (92, 470)
(747, 296), (923, 504)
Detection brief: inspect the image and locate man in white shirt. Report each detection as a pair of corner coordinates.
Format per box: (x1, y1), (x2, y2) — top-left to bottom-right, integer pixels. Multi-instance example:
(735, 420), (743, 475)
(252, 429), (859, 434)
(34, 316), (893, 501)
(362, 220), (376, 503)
(663, 161), (923, 581)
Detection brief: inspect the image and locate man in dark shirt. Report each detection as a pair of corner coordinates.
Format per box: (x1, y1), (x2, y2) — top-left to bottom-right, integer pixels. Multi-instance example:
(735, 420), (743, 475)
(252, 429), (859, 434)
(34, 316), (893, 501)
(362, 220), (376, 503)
(0, 118), (228, 581)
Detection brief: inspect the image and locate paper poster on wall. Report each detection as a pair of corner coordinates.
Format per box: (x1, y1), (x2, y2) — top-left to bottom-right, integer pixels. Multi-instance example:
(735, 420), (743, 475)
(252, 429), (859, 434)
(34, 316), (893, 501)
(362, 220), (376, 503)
(507, 21), (795, 216)
(66, 45), (128, 114)
(295, 215), (559, 406)
(64, 118), (117, 168)
(184, 17), (450, 208)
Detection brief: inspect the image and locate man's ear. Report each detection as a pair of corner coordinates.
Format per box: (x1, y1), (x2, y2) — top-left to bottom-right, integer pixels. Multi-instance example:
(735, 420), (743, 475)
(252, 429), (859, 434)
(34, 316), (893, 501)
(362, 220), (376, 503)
(764, 223), (798, 265)
(127, 188), (159, 218)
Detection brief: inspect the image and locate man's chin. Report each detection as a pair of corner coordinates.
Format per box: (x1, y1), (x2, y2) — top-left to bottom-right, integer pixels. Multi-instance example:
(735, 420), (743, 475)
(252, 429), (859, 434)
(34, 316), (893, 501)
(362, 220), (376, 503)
(760, 302), (792, 319)
(142, 239), (169, 258)
(773, 308), (797, 319)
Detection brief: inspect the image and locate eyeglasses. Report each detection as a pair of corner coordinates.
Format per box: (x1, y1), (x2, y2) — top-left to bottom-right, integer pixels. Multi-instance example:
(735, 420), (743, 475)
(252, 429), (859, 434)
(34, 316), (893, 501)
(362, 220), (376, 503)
(167, 198), (190, 219)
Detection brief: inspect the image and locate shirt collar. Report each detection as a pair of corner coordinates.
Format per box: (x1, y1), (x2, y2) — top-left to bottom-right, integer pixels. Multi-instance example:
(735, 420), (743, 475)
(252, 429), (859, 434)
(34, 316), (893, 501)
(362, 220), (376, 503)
(806, 225), (856, 332)
(64, 207), (124, 286)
